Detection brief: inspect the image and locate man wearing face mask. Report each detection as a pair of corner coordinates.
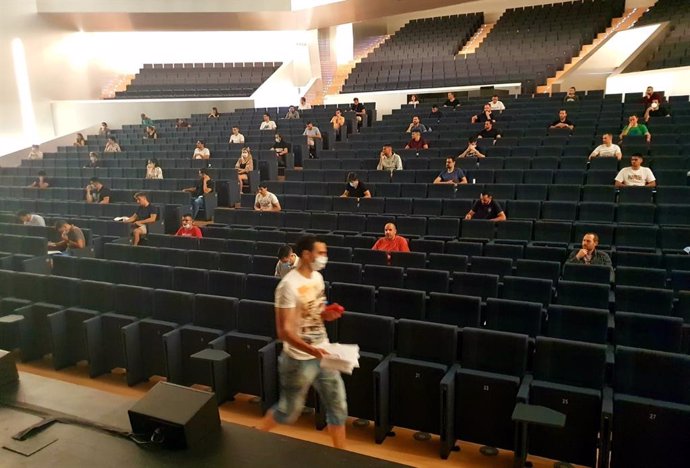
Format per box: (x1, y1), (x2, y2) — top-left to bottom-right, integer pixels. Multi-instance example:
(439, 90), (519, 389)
(271, 134), (290, 167)
(340, 172), (371, 199)
(175, 213), (202, 238)
(259, 235), (347, 449)
(643, 99), (669, 123)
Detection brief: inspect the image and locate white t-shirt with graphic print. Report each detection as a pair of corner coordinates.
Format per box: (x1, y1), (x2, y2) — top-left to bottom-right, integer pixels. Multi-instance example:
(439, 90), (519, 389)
(614, 166), (655, 186)
(274, 269), (328, 360)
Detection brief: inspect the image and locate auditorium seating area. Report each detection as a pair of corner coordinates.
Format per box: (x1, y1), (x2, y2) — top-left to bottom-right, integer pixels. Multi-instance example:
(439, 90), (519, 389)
(3, 59), (690, 468)
(114, 62), (282, 99)
(637, 0), (690, 70)
(343, 0), (624, 94)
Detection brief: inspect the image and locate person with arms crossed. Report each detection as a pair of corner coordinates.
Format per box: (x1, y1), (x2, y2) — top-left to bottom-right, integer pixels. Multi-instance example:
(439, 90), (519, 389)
(259, 235), (347, 449)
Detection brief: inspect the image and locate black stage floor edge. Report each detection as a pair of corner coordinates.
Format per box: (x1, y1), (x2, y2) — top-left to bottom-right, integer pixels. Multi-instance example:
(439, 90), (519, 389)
(0, 372), (408, 467)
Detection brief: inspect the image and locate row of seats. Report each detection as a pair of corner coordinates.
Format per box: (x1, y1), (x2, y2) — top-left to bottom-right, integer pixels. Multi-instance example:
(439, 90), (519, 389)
(1, 265), (686, 467)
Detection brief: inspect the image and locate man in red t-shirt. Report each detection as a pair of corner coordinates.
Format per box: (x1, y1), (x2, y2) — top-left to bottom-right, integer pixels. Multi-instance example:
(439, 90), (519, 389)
(372, 223), (409, 263)
(174, 213), (203, 238)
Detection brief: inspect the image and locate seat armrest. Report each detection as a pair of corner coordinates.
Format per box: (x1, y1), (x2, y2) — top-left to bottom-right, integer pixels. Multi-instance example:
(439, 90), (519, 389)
(83, 315), (105, 378)
(122, 321), (143, 386)
(373, 353), (395, 444)
(162, 328), (182, 384)
(517, 373), (533, 403)
(440, 363), (461, 459)
(258, 341), (279, 413)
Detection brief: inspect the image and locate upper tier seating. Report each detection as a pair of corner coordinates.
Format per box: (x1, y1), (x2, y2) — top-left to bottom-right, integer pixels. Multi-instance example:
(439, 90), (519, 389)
(114, 62), (282, 99)
(343, 0), (624, 93)
(636, 0), (690, 70)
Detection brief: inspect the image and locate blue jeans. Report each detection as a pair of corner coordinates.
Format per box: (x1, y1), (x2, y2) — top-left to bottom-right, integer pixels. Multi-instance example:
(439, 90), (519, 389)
(271, 353), (348, 426)
(191, 195), (204, 219)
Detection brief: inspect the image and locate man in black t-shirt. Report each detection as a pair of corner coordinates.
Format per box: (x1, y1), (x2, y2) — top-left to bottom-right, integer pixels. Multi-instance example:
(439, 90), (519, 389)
(340, 172), (371, 199)
(549, 109), (575, 132)
(85, 177), (111, 204)
(270, 134), (291, 167)
(183, 168), (213, 219)
(429, 104), (443, 122)
(476, 120), (502, 139)
(350, 98), (366, 131)
(443, 92), (459, 108)
(122, 192), (158, 246)
(465, 192), (506, 221)
(471, 104), (497, 124)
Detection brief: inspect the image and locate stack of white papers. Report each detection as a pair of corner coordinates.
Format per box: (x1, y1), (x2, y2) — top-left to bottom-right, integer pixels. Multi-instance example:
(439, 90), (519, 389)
(113, 217), (129, 222)
(318, 343), (360, 375)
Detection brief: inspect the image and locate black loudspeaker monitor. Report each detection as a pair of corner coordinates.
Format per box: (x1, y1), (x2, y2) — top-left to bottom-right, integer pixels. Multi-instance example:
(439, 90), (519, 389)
(128, 382), (220, 449)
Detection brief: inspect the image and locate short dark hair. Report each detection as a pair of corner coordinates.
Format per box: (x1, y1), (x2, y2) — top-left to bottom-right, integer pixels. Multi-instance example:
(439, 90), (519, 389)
(37, 171), (47, 176)
(383, 143), (393, 148)
(294, 235), (322, 257)
(16, 210), (29, 218)
(559, 109), (567, 113)
(432, 104), (438, 109)
(263, 113), (271, 118)
(54, 219), (69, 230)
(306, 121), (313, 125)
(277, 245), (293, 259)
(197, 139), (205, 145)
(259, 182), (268, 189)
(182, 213), (193, 219)
(492, 94), (499, 98)
(584, 232), (600, 243)
(199, 168), (209, 175)
(346, 172), (358, 182)
(413, 115), (420, 120)
(411, 129), (421, 134)
(468, 136), (478, 144)
(89, 177), (100, 184)
(134, 192), (148, 199)
(481, 191), (493, 198)
(631, 152), (644, 159)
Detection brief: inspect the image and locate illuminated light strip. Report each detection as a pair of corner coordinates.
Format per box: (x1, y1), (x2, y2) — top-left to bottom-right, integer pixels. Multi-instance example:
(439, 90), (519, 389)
(11, 38), (38, 144)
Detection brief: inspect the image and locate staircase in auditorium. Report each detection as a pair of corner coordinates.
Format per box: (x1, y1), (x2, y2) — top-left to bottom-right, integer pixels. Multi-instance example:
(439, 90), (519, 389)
(457, 22), (495, 55)
(536, 7), (649, 94)
(324, 35), (389, 98)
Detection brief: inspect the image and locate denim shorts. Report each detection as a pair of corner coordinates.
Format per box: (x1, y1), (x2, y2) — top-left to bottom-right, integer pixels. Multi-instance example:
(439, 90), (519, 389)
(271, 353), (348, 426)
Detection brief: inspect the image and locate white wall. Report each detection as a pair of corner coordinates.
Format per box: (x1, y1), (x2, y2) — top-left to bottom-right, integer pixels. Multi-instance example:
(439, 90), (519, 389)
(607, 66), (690, 97)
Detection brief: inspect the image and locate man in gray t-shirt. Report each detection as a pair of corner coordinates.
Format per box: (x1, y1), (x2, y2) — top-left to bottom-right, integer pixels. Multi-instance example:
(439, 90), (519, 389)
(302, 121), (321, 158)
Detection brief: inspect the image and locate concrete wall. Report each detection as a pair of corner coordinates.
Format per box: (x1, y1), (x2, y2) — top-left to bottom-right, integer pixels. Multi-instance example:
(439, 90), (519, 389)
(607, 65), (690, 97)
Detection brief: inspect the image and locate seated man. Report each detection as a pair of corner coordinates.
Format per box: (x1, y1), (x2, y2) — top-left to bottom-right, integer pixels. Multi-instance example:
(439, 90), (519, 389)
(271, 134), (291, 167)
(465, 192), (506, 221)
(567, 233), (611, 266)
(122, 192), (158, 246)
(228, 126), (245, 144)
(549, 109), (574, 131)
(643, 98), (670, 123)
(175, 213), (202, 238)
(642, 86), (662, 110)
(471, 104), (497, 124)
(443, 92), (459, 108)
(28, 171), (50, 189)
(176, 118), (192, 128)
(405, 130), (429, 150)
(614, 153), (656, 188)
(377, 144), (403, 171)
(183, 168), (213, 219)
(340, 172), (371, 198)
(85, 177), (111, 204)
(27, 144), (43, 160)
(255, 184), (282, 212)
(84, 151), (101, 168)
(351, 98), (366, 131)
(489, 95), (506, 112)
(457, 137), (486, 158)
(274, 244), (299, 278)
(428, 104), (443, 122)
(303, 121), (322, 158)
(372, 223), (410, 263)
(563, 87), (579, 104)
(405, 115), (427, 133)
(619, 115), (651, 144)
(260, 113), (277, 130)
(193, 140), (211, 160)
(434, 157), (468, 185)
(284, 106), (300, 120)
(48, 219), (86, 255)
(16, 209), (45, 227)
(476, 120), (501, 139)
(589, 133), (622, 160)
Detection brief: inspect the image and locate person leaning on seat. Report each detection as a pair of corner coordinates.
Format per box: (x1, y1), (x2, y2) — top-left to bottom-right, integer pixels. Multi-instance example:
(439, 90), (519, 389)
(340, 172), (371, 199)
(48, 219), (86, 255)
